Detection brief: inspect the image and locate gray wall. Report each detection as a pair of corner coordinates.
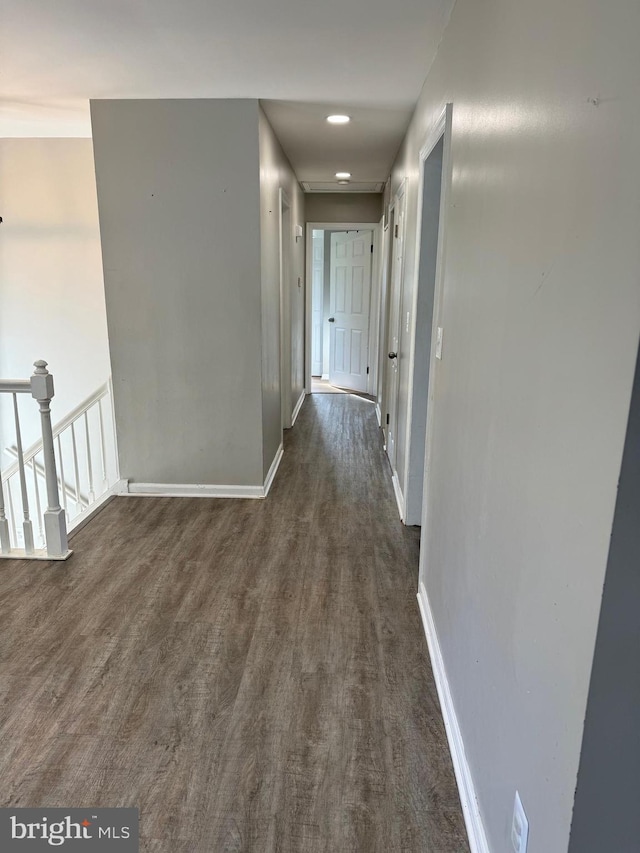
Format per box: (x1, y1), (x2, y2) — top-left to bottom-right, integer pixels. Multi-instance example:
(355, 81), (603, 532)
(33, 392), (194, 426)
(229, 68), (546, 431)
(305, 193), (382, 224)
(568, 340), (640, 853)
(91, 99), (265, 487)
(0, 138), (111, 460)
(258, 107), (305, 471)
(390, 0), (640, 850)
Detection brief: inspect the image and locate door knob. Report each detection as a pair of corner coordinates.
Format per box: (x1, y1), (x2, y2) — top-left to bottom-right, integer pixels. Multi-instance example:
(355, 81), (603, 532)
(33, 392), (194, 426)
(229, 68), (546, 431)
(388, 351), (397, 359)
(328, 317), (335, 323)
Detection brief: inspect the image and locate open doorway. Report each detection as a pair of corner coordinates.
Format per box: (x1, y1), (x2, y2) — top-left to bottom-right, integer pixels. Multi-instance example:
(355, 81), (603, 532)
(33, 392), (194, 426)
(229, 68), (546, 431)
(404, 104), (452, 527)
(305, 222), (381, 398)
(401, 137), (444, 524)
(380, 182), (406, 482)
(378, 106), (451, 525)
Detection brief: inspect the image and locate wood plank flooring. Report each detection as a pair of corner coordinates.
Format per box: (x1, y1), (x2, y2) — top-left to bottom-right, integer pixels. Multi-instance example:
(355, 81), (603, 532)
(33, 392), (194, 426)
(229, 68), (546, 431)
(0, 393), (469, 852)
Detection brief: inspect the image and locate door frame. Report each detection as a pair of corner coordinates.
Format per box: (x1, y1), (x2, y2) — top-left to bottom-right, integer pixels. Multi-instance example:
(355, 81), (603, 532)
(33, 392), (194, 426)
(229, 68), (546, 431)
(279, 188), (292, 429)
(418, 104), (454, 584)
(402, 104), (452, 525)
(304, 221), (381, 397)
(310, 230), (325, 378)
(381, 179), (407, 517)
(375, 212), (391, 427)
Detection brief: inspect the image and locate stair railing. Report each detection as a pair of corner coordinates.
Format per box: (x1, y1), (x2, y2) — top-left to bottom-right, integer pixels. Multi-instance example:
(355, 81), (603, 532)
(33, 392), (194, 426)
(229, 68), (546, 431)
(0, 360), (71, 560)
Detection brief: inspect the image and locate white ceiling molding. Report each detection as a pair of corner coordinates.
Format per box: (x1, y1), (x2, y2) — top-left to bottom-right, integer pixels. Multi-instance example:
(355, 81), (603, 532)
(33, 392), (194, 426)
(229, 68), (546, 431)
(301, 181), (385, 193)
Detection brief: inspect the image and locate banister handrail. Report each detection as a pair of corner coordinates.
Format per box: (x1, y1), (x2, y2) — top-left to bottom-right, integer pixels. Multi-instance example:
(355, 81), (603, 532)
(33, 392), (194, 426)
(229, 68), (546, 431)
(0, 380), (32, 394)
(1, 380), (110, 483)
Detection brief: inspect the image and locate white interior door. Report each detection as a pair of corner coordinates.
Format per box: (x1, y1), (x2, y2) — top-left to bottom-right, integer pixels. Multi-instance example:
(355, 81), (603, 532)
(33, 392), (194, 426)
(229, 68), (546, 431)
(384, 206), (404, 470)
(329, 230), (372, 393)
(311, 232), (324, 376)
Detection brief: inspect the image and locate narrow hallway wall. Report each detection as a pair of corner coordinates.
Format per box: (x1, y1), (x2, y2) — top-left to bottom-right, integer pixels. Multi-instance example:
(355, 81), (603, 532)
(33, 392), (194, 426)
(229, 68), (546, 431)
(390, 0), (640, 850)
(258, 107), (305, 473)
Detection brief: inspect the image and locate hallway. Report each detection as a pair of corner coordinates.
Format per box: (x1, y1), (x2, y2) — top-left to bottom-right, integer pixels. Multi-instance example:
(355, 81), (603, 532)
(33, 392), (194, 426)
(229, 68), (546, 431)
(0, 394), (468, 852)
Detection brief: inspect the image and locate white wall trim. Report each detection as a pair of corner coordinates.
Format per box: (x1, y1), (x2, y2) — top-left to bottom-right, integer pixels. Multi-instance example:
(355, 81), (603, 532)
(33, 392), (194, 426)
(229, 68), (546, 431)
(126, 482), (266, 499)
(110, 478), (129, 495)
(375, 403), (382, 427)
(321, 372), (329, 380)
(291, 390), (305, 426)
(263, 441), (284, 497)
(391, 471), (405, 522)
(417, 581), (491, 853)
(367, 223), (382, 396)
(123, 450), (285, 500)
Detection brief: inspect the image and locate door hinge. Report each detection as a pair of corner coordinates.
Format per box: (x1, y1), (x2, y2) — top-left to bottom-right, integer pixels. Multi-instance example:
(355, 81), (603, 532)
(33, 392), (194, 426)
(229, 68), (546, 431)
(371, 243), (374, 253)
(386, 413), (390, 425)
(394, 224), (399, 238)
(366, 366), (369, 374)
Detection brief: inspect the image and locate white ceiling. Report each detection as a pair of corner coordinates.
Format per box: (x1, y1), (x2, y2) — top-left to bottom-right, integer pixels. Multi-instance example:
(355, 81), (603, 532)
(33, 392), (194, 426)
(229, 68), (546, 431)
(0, 0), (454, 188)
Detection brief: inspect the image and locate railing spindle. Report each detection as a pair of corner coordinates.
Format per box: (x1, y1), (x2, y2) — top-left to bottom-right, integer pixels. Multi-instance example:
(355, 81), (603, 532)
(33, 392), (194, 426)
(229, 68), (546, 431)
(70, 422), (82, 512)
(12, 393), (35, 555)
(84, 411), (95, 503)
(0, 479), (10, 554)
(57, 435), (68, 516)
(7, 481), (18, 547)
(98, 398), (107, 484)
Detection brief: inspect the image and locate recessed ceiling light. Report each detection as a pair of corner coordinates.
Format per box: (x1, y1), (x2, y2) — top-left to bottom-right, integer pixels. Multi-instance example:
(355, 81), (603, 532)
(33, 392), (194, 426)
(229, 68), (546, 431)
(335, 172), (351, 179)
(326, 114), (351, 124)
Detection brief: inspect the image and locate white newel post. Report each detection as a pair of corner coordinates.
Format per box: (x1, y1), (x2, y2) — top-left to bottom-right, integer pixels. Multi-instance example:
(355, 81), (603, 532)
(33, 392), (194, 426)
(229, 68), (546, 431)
(30, 361), (69, 558)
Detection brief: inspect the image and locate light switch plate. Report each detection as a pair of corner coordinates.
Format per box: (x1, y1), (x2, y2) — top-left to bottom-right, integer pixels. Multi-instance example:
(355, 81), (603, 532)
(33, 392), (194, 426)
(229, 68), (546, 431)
(435, 326), (444, 359)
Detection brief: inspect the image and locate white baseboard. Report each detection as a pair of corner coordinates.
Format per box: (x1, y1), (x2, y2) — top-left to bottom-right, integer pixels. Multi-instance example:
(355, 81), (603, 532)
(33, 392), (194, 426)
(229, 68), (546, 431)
(0, 547), (73, 561)
(123, 456), (285, 500)
(391, 471), (405, 522)
(291, 390), (306, 426)
(417, 582), (490, 853)
(375, 404), (382, 427)
(110, 478), (129, 495)
(126, 482), (265, 499)
(321, 372), (329, 380)
(263, 442), (284, 497)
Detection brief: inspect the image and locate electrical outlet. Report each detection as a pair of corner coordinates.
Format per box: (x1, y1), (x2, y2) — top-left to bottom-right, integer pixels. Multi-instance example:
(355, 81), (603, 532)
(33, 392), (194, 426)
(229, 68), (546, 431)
(511, 791), (529, 853)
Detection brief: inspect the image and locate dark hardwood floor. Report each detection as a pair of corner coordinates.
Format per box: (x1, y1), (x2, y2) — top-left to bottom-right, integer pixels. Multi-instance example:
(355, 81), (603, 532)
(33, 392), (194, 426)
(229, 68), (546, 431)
(0, 393), (469, 852)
